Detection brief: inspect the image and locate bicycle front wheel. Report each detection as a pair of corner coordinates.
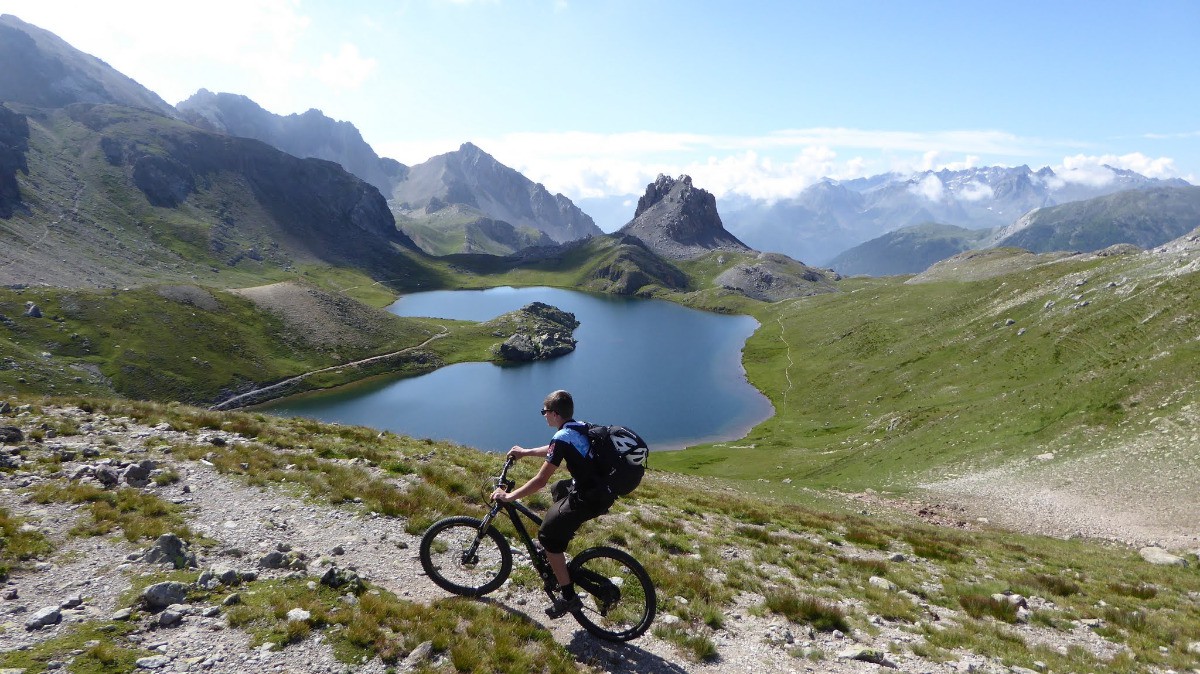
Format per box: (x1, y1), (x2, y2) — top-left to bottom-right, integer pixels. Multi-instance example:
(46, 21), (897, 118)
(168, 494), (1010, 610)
(568, 546), (656, 641)
(419, 516), (512, 597)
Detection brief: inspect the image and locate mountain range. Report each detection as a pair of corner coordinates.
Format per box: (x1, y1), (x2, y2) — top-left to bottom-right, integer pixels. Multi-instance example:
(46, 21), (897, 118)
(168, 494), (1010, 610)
(831, 185), (1200, 276)
(0, 14), (841, 304)
(174, 88), (602, 257)
(720, 165), (1192, 266)
(4, 11), (1198, 290)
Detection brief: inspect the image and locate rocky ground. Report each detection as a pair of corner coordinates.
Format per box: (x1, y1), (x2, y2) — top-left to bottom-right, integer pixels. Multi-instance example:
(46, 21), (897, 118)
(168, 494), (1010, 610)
(0, 404), (1196, 673)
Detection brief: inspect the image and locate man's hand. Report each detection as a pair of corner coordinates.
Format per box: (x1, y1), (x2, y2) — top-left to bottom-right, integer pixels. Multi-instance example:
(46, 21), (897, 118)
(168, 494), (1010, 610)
(490, 488), (510, 502)
(506, 446), (525, 461)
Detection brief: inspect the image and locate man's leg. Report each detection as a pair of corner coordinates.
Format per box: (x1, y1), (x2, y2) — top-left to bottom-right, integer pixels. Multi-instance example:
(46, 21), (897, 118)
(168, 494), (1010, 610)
(547, 550), (571, 588)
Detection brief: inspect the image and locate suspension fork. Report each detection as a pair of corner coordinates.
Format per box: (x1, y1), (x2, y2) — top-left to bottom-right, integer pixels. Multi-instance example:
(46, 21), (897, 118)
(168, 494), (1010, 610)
(461, 502), (504, 564)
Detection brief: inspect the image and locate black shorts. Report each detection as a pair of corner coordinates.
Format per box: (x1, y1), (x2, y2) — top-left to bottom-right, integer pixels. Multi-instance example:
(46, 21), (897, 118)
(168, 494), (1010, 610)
(537, 479), (615, 554)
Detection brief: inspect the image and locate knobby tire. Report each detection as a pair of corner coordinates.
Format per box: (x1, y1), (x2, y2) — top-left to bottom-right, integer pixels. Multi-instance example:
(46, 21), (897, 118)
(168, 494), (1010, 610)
(419, 516), (512, 597)
(568, 545), (656, 641)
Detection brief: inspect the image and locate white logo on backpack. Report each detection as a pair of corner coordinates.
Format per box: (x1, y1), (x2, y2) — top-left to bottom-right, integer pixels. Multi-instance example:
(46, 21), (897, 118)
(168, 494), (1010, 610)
(611, 430), (648, 466)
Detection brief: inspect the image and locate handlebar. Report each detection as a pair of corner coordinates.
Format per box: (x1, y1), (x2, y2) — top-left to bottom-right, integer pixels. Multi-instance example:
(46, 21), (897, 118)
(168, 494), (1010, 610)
(496, 456), (516, 493)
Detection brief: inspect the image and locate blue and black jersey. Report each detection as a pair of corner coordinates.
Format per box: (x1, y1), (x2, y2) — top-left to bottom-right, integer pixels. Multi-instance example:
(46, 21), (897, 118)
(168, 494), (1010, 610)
(545, 420), (599, 491)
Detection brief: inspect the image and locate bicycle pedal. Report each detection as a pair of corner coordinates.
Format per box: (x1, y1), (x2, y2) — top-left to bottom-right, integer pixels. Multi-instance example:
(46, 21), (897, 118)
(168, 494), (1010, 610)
(544, 595), (582, 619)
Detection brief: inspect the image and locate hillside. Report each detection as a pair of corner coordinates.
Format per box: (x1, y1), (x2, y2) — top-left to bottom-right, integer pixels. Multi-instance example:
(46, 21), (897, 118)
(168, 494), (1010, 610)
(829, 223), (992, 277)
(989, 185), (1200, 253)
(0, 102), (430, 289)
(658, 227), (1200, 549)
(822, 186), (1200, 277)
(0, 400), (1197, 674)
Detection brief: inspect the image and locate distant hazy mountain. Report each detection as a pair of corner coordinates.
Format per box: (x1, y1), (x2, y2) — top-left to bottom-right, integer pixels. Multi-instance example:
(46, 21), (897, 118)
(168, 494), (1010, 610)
(0, 14), (178, 117)
(719, 165), (1191, 265)
(830, 223), (992, 276)
(618, 174), (751, 260)
(176, 89), (406, 195)
(827, 186), (1200, 276)
(392, 142), (601, 255)
(988, 185), (1200, 253)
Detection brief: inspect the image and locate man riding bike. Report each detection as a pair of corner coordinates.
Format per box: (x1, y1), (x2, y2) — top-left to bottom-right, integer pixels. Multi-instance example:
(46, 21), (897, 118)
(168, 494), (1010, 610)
(490, 389), (615, 618)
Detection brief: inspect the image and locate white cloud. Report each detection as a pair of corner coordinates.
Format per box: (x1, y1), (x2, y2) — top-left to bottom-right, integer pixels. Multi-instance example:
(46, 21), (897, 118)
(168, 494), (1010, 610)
(5, 0), (316, 111)
(1054, 152), (1179, 187)
(958, 181), (995, 202)
(918, 151), (983, 173)
(313, 44), (377, 91)
(379, 129), (1187, 203)
(909, 174), (946, 202)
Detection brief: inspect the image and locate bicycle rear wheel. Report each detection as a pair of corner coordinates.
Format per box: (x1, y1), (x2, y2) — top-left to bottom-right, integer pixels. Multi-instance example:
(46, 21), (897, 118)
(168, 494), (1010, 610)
(568, 546), (656, 641)
(419, 516), (512, 597)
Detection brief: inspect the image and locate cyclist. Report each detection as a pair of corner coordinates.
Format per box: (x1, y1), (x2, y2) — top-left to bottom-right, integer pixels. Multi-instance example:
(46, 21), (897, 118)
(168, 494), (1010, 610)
(491, 389), (615, 618)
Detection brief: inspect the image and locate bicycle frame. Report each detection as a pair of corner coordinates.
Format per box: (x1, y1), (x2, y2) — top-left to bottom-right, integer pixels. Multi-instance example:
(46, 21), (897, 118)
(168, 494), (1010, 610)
(473, 459), (560, 597)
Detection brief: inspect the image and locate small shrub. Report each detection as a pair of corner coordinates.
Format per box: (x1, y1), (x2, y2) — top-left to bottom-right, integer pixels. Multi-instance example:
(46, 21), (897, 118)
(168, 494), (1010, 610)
(1016, 572), (1081, 597)
(841, 556), (888, 578)
(958, 593), (1018, 623)
(0, 508), (54, 579)
(653, 623), (719, 662)
(1103, 607), (1148, 633)
(903, 531), (965, 563)
(844, 525), (891, 549)
(764, 590), (851, 633)
(1108, 582), (1157, 599)
(30, 484), (191, 543)
(734, 524), (775, 544)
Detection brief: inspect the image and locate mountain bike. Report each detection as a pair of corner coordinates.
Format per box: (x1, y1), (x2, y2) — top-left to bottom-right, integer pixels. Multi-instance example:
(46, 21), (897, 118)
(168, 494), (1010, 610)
(419, 458), (656, 641)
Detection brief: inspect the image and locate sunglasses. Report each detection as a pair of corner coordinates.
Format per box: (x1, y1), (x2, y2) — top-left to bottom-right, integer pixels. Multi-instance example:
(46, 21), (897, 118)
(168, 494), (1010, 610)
(540, 409), (551, 416)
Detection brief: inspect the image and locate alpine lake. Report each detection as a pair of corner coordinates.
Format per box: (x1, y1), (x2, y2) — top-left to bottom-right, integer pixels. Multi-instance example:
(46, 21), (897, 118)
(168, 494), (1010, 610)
(257, 286), (773, 453)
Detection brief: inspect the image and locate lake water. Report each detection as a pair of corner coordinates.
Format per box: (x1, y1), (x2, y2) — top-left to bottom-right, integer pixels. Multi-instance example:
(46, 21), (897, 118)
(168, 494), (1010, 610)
(258, 287), (773, 452)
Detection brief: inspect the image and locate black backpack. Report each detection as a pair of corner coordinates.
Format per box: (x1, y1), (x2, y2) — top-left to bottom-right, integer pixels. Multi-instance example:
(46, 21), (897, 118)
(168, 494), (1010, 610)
(582, 423), (649, 497)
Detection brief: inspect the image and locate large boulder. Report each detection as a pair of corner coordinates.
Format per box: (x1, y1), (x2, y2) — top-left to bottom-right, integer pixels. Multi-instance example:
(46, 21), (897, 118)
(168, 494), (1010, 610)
(141, 581), (189, 610)
(142, 533), (197, 569)
(1139, 546), (1188, 567)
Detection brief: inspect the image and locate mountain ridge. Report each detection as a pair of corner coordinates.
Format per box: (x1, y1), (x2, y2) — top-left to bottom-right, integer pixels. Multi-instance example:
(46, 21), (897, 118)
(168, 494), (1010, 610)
(176, 89), (407, 196)
(0, 14), (178, 118)
(391, 142), (601, 254)
(720, 164), (1191, 264)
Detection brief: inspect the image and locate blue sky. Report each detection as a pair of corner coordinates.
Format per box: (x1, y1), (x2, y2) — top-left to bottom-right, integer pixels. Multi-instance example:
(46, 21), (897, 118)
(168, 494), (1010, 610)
(5, 0), (1198, 204)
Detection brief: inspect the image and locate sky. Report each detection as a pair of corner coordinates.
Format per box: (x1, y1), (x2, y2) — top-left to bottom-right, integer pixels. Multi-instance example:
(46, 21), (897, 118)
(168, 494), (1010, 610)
(4, 0), (1199, 210)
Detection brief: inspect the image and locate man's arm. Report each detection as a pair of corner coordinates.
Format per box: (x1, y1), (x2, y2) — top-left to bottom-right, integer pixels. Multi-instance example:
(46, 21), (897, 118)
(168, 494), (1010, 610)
(508, 443), (551, 460)
(492, 459), (557, 502)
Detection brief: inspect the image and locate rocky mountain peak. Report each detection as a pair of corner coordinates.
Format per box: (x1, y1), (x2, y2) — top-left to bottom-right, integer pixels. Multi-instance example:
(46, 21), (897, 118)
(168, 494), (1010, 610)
(619, 174), (751, 260)
(175, 90), (406, 195)
(634, 174), (695, 217)
(391, 143), (600, 246)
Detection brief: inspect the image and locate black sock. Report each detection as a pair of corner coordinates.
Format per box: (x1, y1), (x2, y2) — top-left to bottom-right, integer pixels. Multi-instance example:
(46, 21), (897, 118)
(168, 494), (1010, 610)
(559, 583), (577, 599)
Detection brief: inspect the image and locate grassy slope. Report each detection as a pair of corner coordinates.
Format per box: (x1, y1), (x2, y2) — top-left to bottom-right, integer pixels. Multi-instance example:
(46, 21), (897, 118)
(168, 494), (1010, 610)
(4, 399), (1198, 672)
(656, 252), (1200, 492)
(0, 285), (443, 404)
